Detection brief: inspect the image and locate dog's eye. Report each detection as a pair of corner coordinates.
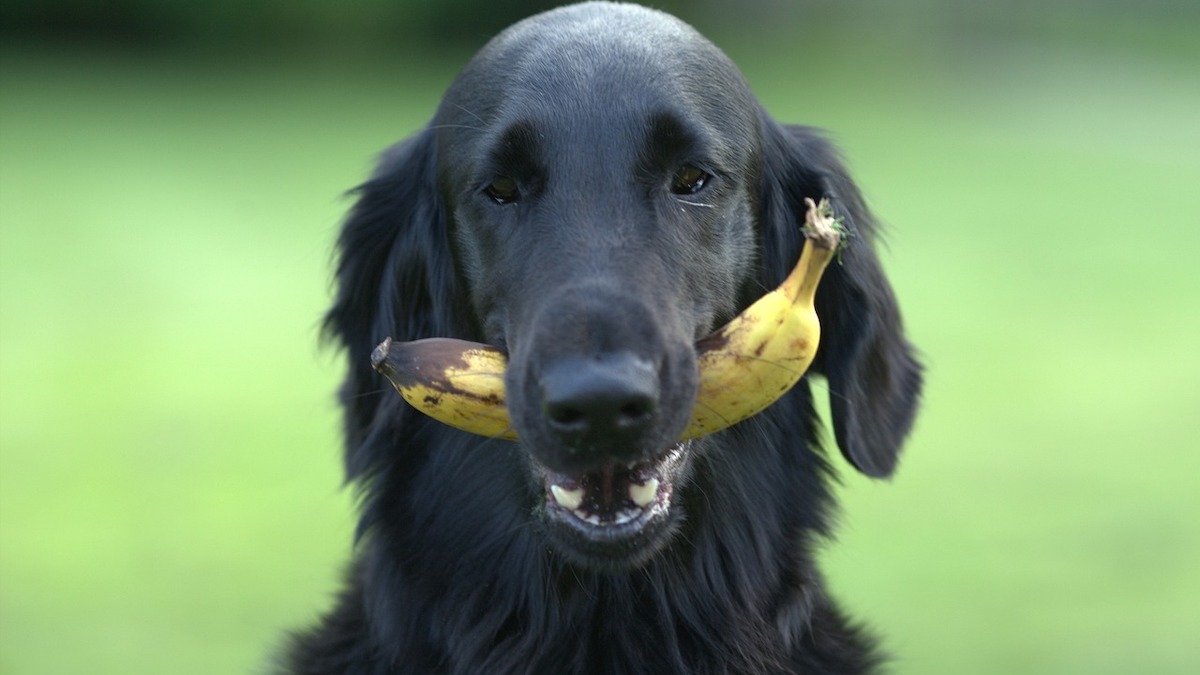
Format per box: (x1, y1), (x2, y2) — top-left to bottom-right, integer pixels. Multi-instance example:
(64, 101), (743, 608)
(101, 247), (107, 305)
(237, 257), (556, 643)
(484, 177), (520, 204)
(671, 165), (710, 195)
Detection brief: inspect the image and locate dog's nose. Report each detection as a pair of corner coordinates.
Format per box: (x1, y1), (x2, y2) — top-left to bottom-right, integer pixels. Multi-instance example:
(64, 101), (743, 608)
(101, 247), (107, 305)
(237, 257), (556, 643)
(540, 354), (659, 452)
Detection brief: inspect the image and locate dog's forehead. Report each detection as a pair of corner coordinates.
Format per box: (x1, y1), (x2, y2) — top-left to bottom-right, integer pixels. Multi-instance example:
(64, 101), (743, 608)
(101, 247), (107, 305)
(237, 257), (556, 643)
(436, 4), (755, 168)
(479, 3), (715, 78)
(449, 8), (745, 118)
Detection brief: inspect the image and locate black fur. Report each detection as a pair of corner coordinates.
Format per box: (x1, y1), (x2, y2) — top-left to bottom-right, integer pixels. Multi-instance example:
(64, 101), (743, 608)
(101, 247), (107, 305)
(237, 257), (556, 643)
(282, 3), (922, 673)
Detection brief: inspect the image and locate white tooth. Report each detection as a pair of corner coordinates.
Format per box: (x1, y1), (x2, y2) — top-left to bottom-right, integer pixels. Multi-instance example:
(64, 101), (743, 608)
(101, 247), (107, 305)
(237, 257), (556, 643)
(573, 509), (589, 521)
(629, 478), (659, 508)
(585, 514), (602, 526)
(551, 485), (584, 510)
(614, 509), (636, 525)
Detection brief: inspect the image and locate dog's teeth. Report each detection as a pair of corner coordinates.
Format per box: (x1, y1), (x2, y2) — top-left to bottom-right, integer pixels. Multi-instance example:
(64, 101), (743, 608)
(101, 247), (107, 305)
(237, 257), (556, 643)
(551, 485), (584, 510)
(614, 509), (637, 525)
(628, 478), (659, 507)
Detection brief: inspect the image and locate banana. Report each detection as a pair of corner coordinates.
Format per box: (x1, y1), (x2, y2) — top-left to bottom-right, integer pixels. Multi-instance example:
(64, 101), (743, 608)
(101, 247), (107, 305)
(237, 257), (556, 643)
(371, 198), (842, 442)
(371, 337), (516, 440)
(680, 198), (840, 438)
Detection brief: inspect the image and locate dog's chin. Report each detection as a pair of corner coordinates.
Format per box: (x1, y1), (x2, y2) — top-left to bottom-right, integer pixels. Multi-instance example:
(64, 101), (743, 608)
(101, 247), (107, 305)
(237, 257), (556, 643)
(532, 442), (691, 571)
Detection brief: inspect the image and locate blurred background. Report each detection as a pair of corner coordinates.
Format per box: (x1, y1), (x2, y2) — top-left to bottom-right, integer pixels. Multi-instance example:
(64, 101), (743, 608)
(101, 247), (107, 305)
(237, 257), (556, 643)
(1, 0), (1197, 673)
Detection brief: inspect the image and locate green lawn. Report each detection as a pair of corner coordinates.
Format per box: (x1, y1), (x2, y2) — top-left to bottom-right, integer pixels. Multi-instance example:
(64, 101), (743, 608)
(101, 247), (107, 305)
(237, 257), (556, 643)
(2, 30), (1198, 675)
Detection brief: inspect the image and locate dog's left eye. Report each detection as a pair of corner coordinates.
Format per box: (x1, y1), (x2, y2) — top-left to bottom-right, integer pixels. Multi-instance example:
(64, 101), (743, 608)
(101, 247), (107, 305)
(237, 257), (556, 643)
(485, 177), (520, 204)
(671, 165), (710, 195)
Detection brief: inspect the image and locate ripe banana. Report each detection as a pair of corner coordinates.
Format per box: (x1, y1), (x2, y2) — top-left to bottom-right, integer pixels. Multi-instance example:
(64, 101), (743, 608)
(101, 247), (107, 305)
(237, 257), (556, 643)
(371, 198), (843, 442)
(371, 337), (517, 440)
(681, 197), (840, 438)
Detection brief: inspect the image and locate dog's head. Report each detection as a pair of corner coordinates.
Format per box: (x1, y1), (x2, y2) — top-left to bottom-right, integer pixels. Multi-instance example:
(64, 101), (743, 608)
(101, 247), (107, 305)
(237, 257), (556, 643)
(326, 3), (921, 571)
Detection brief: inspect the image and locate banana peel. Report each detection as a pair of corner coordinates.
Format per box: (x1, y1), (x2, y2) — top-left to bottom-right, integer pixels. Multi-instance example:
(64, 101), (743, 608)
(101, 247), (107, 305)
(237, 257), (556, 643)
(371, 337), (514, 439)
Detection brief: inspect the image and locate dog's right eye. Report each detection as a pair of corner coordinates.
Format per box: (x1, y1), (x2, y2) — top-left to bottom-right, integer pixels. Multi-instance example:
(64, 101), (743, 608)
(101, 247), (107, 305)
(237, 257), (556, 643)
(671, 165), (710, 196)
(484, 177), (520, 204)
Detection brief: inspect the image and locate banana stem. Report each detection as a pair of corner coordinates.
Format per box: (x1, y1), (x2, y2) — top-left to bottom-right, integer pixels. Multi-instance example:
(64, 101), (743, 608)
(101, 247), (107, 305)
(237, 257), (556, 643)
(783, 198), (842, 302)
(802, 197), (843, 252)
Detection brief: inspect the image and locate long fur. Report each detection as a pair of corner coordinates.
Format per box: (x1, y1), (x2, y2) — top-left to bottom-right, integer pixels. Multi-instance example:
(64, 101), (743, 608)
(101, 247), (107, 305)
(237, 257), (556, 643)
(282, 4), (922, 673)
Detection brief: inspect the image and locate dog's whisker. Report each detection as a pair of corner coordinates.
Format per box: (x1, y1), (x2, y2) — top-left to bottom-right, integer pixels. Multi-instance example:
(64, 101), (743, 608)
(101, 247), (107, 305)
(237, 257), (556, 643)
(706, 353), (811, 376)
(428, 123), (486, 132)
(485, 424), (517, 442)
(346, 387), (392, 400)
(450, 102), (488, 126)
(806, 375), (855, 408)
(689, 397), (734, 430)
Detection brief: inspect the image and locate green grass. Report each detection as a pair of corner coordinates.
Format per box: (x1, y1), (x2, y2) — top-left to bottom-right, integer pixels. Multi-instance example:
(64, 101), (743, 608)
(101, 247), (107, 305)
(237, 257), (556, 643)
(2, 31), (1199, 675)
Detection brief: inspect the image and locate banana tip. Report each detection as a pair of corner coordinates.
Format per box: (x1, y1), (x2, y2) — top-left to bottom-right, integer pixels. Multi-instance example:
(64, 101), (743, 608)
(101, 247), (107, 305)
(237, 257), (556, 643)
(803, 197), (843, 251)
(371, 337), (394, 372)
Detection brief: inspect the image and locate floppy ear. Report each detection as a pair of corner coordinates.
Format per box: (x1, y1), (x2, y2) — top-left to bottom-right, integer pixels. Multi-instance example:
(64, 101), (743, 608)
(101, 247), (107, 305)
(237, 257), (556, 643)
(324, 128), (461, 476)
(759, 121), (923, 478)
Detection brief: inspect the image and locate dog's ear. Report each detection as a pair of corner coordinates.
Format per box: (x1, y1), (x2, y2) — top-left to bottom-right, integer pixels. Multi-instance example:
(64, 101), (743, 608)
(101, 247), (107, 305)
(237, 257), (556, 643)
(324, 128), (459, 475)
(760, 121), (923, 478)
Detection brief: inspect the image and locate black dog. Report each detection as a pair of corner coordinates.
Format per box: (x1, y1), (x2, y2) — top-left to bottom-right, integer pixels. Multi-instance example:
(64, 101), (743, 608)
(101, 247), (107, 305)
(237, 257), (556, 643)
(283, 3), (922, 673)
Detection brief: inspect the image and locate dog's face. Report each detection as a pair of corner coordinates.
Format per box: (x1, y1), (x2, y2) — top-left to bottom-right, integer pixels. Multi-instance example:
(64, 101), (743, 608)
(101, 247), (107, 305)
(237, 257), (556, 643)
(434, 8), (764, 567)
(326, 3), (921, 577)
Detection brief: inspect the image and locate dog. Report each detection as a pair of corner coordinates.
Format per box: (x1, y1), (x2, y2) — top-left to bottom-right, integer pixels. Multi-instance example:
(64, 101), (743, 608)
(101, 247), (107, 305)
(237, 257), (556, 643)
(282, 3), (922, 673)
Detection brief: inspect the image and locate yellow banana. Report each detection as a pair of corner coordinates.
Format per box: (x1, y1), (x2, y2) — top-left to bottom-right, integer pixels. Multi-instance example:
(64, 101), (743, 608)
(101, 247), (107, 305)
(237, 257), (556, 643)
(681, 197), (840, 438)
(371, 198), (842, 442)
(371, 337), (516, 440)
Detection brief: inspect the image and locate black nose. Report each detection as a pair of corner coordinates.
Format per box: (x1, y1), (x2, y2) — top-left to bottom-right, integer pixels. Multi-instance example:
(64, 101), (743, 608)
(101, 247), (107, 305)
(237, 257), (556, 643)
(540, 354), (659, 451)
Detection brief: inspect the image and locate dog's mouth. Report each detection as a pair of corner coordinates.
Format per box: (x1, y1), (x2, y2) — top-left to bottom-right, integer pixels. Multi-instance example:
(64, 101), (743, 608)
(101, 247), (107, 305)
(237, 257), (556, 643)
(535, 442), (689, 567)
